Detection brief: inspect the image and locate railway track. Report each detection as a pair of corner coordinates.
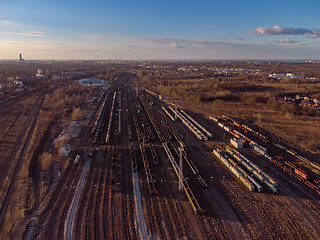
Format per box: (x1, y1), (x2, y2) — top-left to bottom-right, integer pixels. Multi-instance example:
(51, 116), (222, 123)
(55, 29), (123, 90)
(208, 142), (312, 239)
(271, 183), (320, 238)
(222, 180), (276, 239)
(32, 85), (111, 239)
(194, 143), (271, 239)
(122, 90), (138, 239)
(5, 76), (320, 239)
(136, 93), (208, 239)
(0, 95), (44, 230)
(129, 92), (175, 239)
(39, 158), (82, 239)
(93, 151), (108, 240)
(121, 147), (136, 240)
(84, 152), (102, 240)
(102, 148), (113, 240)
(64, 159), (91, 240)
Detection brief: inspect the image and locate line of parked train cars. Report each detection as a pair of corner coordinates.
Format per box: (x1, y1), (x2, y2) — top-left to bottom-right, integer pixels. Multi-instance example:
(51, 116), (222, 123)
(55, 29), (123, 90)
(211, 115), (279, 161)
(210, 116), (270, 155)
(180, 110), (213, 138)
(226, 146), (278, 193)
(161, 106), (208, 188)
(162, 106), (175, 121)
(91, 92), (110, 144)
(210, 115), (317, 186)
(276, 143), (320, 172)
(91, 92), (109, 135)
(169, 106), (206, 140)
(105, 92), (117, 144)
(167, 106), (213, 141)
(213, 149), (258, 192)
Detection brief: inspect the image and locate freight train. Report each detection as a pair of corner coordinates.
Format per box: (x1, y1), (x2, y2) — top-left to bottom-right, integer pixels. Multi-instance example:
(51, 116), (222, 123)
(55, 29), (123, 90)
(91, 91), (109, 135)
(209, 115), (318, 192)
(105, 92), (117, 144)
(213, 149), (256, 192)
(170, 106), (205, 140)
(226, 146), (278, 193)
(180, 110), (213, 138)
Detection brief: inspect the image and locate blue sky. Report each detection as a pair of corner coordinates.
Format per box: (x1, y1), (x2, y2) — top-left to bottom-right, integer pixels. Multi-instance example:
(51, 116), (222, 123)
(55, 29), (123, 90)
(0, 0), (319, 59)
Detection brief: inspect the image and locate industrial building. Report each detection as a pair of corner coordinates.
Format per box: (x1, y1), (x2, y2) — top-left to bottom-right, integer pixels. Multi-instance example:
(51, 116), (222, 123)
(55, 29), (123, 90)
(77, 78), (109, 87)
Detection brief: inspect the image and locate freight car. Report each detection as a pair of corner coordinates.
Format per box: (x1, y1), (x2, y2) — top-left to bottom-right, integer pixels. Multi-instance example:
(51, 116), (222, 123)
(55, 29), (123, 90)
(247, 176), (263, 192)
(105, 92), (117, 144)
(180, 110), (213, 138)
(213, 149), (255, 192)
(209, 116), (219, 122)
(162, 106), (175, 121)
(74, 155), (80, 165)
(294, 168), (310, 180)
(131, 147), (137, 172)
(170, 107), (205, 140)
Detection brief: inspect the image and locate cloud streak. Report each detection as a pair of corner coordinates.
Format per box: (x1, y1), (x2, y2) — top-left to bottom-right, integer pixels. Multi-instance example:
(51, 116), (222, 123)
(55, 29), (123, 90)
(249, 26), (313, 35)
(165, 43), (184, 48)
(276, 38), (299, 43)
(0, 31), (47, 37)
(1, 34), (320, 60)
(0, 20), (10, 24)
(309, 30), (320, 38)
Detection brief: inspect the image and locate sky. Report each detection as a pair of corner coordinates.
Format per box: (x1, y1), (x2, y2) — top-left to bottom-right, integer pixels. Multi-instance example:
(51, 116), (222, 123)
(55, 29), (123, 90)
(0, 0), (319, 60)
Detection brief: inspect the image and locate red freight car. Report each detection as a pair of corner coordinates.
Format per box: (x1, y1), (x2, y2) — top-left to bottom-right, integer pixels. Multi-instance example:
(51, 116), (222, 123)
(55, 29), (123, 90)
(294, 168), (310, 180)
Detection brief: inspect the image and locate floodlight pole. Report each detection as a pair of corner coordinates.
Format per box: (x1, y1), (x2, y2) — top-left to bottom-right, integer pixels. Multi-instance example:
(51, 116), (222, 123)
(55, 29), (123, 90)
(178, 147), (184, 191)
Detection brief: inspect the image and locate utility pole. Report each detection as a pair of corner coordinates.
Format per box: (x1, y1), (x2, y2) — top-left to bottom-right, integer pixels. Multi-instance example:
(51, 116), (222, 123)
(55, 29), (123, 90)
(136, 84), (139, 97)
(178, 147), (184, 191)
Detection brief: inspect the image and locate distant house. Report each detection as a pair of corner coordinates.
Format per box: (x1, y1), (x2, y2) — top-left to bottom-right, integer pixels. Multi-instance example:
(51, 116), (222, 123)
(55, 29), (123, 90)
(271, 73), (285, 78)
(296, 94), (305, 100)
(304, 96), (310, 101)
(284, 96), (292, 101)
(35, 69), (49, 80)
(286, 73), (294, 77)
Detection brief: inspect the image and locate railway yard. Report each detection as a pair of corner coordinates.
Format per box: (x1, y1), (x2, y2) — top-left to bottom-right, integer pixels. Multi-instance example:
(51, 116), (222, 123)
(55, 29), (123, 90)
(1, 73), (320, 239)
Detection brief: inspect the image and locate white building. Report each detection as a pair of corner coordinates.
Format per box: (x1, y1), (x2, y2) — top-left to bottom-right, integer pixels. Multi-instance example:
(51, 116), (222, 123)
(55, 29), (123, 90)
(35, 69), (48, 79)
(78, 78), (108, 87)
